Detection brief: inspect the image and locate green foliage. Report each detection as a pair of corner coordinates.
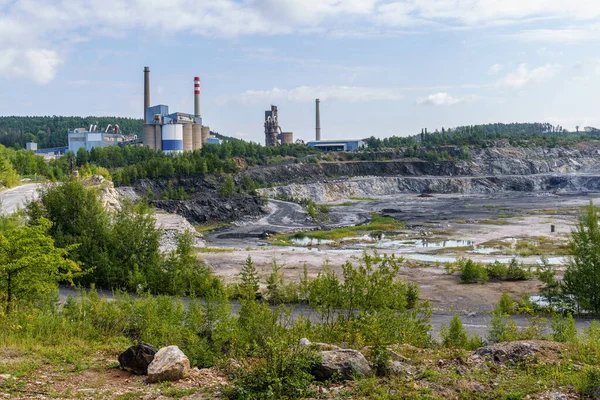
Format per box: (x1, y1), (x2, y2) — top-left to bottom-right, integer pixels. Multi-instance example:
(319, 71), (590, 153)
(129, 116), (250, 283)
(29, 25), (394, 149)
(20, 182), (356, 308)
(0, 147), (20, 188)
(459, 258), (488, 284)
(497, 292), (515, 315)
(487, 308), (519, 343)
(239, 255), (260, 300)
(551, 313), (577, 343)
(0, 218), (80, 313)
(440, 314), (469, 349)
(573, 321), (600, 364)
(563, 201), (600, 314)
(219, 176), (235, 198)
(577, 367), (600, 398)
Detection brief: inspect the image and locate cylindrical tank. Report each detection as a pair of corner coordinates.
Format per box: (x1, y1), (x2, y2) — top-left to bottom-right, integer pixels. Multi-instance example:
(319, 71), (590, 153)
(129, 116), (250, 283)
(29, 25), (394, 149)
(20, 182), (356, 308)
(182, 124), (193, 152)
(143, 124), (155, 150)
(162, 124), (183, 154)
(192, 124), (202, 150)
(281, 132), (294, 144)
(201, 126), (210, 144)
(154, 125), (162, 151)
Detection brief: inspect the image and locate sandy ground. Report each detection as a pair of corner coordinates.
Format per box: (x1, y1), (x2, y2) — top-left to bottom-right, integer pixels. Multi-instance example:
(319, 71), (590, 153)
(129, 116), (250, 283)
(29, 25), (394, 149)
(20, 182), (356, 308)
(201, 191), (600, 315)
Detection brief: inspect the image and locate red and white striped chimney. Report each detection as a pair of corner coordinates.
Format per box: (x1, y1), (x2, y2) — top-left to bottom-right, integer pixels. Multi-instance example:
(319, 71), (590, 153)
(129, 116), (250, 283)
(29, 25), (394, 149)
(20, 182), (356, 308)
(194, 77), (201, 118)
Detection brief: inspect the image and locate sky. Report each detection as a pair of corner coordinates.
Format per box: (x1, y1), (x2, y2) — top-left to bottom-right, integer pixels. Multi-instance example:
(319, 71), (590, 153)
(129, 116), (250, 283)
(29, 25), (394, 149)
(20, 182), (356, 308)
(2, 1), (600, 144)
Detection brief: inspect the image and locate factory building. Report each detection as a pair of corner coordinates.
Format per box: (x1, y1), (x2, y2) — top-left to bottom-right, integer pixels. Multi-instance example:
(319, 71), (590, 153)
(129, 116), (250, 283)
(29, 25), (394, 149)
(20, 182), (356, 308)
(68, 125), (126, 153)
(304, 99), (367, 151)
(306, 139), (366, 152)
(264, 105), (293, 146)
(143, 68), (213, 153)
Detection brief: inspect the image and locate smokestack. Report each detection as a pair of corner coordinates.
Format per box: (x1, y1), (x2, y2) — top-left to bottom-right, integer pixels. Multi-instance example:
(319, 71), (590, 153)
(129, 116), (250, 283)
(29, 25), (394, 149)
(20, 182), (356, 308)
(144, 67), (150, 123)
(194, 77), (201, 118)
(315, 98), (321, 141)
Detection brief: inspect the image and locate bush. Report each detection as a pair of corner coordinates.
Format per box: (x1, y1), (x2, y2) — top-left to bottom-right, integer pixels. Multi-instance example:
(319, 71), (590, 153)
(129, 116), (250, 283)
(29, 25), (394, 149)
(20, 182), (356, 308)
(505, 259), (531, 281)
(577, 367), (600, 398)
(485, 261), (508, 279)
(487, 309), (518, 343)
(440, 314), (469, 348)
(497, 292), (515, 315)
(460, 259), (488, 283)
(551, 313), (577, 343)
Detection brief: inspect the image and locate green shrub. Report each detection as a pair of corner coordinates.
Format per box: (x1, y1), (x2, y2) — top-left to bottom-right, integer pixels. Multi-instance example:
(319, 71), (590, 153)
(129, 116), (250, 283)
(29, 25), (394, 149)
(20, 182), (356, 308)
(485, 261), (508, 279)
(440, 314), (469, 348)
(552, 313), (577, 343)
(497, 292), (515, 315)
(505, 259), (532, 281)
(460, 259), (488, 284)
(487, 309), (518, 343)
(577, 367), (600, 398)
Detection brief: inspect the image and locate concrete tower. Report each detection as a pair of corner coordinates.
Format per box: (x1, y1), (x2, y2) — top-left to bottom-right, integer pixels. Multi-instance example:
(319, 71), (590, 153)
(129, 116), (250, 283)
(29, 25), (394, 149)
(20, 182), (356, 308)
(315, 98), (321, 141)
(144, 67), (150, 123)
(194, 77), (201, 118)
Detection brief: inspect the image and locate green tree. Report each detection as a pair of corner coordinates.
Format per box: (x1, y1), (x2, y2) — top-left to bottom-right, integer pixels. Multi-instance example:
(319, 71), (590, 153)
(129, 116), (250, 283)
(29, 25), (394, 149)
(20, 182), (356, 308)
(497, 292), (515, 315)
(239, 255), (260, 300)
(563, 202), (600, 314)
(76, 147), (89, 167)
(219, 175), (235, 197)
(440, 313), (469, 348)
(0, 218), (80, 313)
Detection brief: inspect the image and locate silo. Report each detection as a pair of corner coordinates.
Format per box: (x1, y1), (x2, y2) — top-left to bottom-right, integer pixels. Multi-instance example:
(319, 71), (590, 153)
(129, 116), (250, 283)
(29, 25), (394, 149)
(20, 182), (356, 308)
(143, 124), (155, 150)
(281, 132), (294, 144)
(201, 126), (210, 144)
(182, 124), (193, 152)
(192, 124), (202, 150)
(162, 124), (183, 154)
(154, 125), (162, 151)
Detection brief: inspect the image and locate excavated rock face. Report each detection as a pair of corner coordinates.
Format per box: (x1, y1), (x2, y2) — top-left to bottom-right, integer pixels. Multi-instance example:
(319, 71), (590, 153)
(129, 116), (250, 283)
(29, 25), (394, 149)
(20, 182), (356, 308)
(82, 175), (122, 211)
(146, 346), (190, 383)
(118, 343), (158, 375)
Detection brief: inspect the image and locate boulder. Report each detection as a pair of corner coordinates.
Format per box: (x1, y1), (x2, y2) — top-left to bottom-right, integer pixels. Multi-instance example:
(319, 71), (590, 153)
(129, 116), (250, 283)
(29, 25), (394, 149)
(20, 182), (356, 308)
(147, 346), (190, 383)
(474, 341), (540, 363)
(118, 343), (158, 375)
(312, 349), (373, 381)
(387, 361), (417, 377)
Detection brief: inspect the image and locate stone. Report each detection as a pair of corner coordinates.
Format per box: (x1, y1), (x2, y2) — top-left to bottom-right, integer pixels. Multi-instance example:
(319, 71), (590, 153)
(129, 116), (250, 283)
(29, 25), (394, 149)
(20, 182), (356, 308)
(312, 349), (373, 381)
(387, 361), (417, 376)
(474, 341), (540, 363)
(299, 338), (312, 347)
(118, 342), (158, 375)
(147, 346), (190, 383)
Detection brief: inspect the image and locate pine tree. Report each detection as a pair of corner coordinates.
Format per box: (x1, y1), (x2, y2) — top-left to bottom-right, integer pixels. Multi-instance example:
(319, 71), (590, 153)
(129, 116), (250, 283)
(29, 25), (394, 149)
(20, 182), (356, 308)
(563, 202), (600, 314)
(239, 255), (260, 300)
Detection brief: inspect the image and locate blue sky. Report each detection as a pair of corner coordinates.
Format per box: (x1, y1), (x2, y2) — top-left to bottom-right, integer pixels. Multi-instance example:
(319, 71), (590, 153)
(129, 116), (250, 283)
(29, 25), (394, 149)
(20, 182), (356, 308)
(2, 1), (600, 143)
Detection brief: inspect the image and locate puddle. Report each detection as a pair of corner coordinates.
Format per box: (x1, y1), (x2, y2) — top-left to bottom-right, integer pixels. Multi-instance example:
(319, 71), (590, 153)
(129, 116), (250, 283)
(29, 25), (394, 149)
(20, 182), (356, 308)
(469, 247), (501, 254)
(291, 237), (335, 246)
(358, 238), (474, 250)
(286, 247), (362, 254)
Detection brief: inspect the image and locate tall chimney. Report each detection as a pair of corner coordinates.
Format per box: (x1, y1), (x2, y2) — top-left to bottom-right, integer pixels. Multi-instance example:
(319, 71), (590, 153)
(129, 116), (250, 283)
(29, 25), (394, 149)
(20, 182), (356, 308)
(315, 98), (321, 141)
(194, 77), (201, 118)
(144, 67), (150, 123)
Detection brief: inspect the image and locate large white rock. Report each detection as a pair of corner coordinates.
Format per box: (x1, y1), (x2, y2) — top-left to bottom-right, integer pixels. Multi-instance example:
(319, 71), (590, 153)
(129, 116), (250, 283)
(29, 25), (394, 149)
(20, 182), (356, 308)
(147, 346), (190, 383)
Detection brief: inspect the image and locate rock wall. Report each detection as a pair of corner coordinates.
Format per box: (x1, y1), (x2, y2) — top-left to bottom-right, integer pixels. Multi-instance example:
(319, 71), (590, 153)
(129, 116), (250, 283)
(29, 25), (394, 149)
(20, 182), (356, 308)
(260, 174), (600, 203)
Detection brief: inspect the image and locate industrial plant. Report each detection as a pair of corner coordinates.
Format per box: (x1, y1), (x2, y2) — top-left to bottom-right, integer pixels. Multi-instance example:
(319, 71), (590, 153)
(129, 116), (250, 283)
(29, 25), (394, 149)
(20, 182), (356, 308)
(305, 98), (367, 151)
(143, 67), (214, 153)
(264, 105), (294, 146)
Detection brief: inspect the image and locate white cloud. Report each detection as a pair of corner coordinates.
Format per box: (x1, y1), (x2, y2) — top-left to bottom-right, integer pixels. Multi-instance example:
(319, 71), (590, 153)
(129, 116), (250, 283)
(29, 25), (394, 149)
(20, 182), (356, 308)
(416, 92), (477, 106)
(511, 24), (600, 43)
(0, 48), (61, 84)
(488, 64), (504, 75)
(500, 63), (562, 88)
(220, 85), (403, 104)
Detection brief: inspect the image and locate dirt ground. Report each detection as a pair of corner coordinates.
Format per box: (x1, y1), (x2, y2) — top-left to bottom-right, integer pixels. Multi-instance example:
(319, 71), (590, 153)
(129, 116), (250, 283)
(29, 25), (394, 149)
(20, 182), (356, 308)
(201, 191), (600, 314)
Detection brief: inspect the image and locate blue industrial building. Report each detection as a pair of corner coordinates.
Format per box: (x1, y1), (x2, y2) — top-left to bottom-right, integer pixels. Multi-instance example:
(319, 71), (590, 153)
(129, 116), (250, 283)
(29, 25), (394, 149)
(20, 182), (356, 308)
(68, 128), (126, 153)
(306, 139), (367, 152)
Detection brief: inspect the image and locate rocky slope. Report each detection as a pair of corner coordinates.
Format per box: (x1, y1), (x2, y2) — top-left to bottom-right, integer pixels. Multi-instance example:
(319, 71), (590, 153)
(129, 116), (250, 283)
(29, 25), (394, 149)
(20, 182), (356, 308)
(254, 146), (600, 203)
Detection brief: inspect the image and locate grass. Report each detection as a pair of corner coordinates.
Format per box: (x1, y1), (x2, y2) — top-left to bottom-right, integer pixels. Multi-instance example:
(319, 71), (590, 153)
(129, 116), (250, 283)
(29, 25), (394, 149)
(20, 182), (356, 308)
(479, 219), (511, 225)
(194, 223), (231, 235)
(197, 247), (234, 253)
(271, 213), (405, 243)
(478, 236), (570, 256)
(350, 197), (378, 201)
